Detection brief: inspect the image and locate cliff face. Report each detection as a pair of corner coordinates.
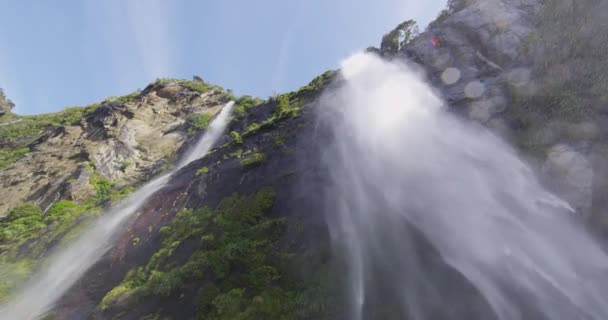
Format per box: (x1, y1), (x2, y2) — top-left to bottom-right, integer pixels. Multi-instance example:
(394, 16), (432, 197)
(1, 0), (607, 319)
(400, 0), (608, 229)
(0, 81), (229, 217)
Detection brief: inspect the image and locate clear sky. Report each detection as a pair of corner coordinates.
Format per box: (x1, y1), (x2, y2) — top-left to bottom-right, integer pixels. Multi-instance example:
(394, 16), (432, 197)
(0, 0), (446, 115)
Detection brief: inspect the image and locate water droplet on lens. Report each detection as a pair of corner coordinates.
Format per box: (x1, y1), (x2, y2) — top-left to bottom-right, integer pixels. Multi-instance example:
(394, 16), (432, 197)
(465, 81), (485, 98)
(441, 67), (461, 85)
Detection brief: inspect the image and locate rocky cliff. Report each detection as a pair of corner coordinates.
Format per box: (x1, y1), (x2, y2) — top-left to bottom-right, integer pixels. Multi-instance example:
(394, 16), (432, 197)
(1, 0), (607, 319)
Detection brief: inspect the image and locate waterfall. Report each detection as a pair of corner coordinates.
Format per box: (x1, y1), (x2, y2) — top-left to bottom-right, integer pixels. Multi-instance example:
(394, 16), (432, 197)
(319, 53), (608, 320)
(0, 101), (234, 320)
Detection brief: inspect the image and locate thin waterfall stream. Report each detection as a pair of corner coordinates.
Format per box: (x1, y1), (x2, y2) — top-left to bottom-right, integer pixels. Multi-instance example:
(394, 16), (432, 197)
(0, 101), (234, 320)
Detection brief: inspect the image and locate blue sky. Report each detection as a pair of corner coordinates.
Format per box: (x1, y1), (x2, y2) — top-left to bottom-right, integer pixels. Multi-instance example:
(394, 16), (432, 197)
(0, 0), (446, 114)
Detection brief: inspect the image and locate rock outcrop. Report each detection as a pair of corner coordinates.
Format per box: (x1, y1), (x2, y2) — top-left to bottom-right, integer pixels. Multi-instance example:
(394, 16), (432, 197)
(391, 0), (608, 223)
(0, 81), (228, 216)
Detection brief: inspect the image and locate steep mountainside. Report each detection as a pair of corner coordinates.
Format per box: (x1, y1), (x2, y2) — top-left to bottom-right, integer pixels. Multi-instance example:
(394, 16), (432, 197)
(1, 0), (607, 319)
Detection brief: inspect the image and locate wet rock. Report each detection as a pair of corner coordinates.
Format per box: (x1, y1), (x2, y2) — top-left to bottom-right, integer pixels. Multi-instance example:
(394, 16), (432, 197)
(542, 144), (593, 216)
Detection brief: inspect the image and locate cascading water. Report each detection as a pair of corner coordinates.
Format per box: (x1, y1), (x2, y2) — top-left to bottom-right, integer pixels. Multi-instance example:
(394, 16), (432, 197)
(320, 53), (608, 320)
(0, 101), (234, 320)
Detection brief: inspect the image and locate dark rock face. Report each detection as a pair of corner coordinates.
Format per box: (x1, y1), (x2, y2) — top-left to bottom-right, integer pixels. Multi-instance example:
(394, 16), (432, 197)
(50, 97), (335, 319)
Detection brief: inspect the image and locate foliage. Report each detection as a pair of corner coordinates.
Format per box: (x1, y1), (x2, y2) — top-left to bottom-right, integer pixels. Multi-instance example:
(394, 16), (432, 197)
(0, 147), (29, 170)
(275, 95), (294, 118)
(186, 113), (213, 136)
(244, 123), (261, 135)
(293, 71), (336, 96)
(274, 133), (286, 147)
(107, 91), (141, 104)
(0, 259), (35, 301)
(99, 188), (320, 320)
(0, 204), (45, 244)
(0, 104), (100, 142)
(196, 166), (209, 176)
(230, 131), (243, 144)
(181, 81), (213, 94)
(380, 20), (418, 53)
(233, 96), (265, 119)
(89, 176), (116, 205)
(240, 153), (266, 168)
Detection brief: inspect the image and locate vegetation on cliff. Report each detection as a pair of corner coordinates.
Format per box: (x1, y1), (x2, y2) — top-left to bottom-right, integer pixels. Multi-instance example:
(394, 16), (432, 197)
(101, 188), (335, 319)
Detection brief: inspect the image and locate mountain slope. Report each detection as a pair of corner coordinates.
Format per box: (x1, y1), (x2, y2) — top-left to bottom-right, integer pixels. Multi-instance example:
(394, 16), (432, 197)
(1, 0), (608, 319)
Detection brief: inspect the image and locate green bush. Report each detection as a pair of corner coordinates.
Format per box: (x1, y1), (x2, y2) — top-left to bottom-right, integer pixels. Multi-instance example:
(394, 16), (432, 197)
(294, 70), (336, 96)
(233, 96), (265, 119)
(196, 166), (209, 176)
(181, 81), (212, 94)
(240, 153), (266, 168)
(89, 176), (115, 204)
(0, 204), (44, 243)
(187, 113), (213, 136)
(274, 133), (286, 147)
(244, 123), (261, 135)
(100, 188), (298, 318)
(230, 131), (243, 144)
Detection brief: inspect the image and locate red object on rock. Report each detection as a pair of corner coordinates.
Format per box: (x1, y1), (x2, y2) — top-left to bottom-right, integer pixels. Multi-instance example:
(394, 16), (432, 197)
(430, 36), (440, 47)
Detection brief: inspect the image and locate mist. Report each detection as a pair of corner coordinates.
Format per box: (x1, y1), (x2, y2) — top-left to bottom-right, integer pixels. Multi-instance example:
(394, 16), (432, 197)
(319, 53), (608, 320)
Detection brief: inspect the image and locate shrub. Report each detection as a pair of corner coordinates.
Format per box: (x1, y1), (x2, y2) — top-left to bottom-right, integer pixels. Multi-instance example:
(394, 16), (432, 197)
(186, 113), (213, 136)
(233, 96), (265, 119)
(274, 133), (286, 147)
(230, 131), (243, 144)
(240, 153), (266, 168)
(196, 166), (209, 176)
(89, 176), (115, 204)
(244, 123), (261, 135)
(109, 91), (141, 104)
(0, 204), (44, 244)
(181, 81), (212, 94)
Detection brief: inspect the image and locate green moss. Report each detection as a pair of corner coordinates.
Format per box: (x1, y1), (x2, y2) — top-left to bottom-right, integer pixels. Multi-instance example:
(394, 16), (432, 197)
(0, 204), (45, 245)
(196, 166), (209, 176)
(230, 149), (243, 159)
(100, 187), (339, 318)
(230, 131), (243, 144)
(293, 70), (336, 96)
(0, 259), (36, 301)
(233, 96), (265, 119)
(240, 153), (266, 168)
(89, 176), (116, 205)
(274, 133), (286, 147)
(0, 104), (100, 143)
(0, 147), (29, 170)
(100, 282), (137, 310)
(244, 123), (261, 135)
(181, 81), (213, 94)
(107, 91), (141, 104)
